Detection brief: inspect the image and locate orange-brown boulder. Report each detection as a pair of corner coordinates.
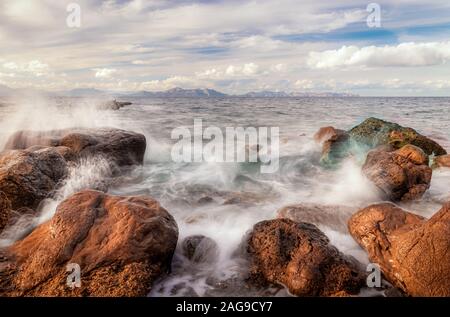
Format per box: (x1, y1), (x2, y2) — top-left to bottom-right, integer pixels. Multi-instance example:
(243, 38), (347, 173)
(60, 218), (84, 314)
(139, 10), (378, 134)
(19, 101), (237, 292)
(362, 145), (432, 201)
(314, 126), (344, 145)
(314, 127), (351, 166)
(348, 202), (450, 296)
(247, 218), (365, 296)
(0, 190), (178, 296)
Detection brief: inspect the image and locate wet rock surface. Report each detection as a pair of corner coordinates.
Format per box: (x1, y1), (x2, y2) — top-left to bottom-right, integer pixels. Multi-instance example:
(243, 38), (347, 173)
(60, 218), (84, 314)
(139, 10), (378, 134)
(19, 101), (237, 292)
(0, 190), (178, 297)
(315, 117), (447, 167)
(0, 148), (68, 211)
(181, 235), (219, 264)
(362, 145), (432, 201)
(4, 128), (146, 168)
(247, 218), (365, 296)
(348, 202), (450, 296)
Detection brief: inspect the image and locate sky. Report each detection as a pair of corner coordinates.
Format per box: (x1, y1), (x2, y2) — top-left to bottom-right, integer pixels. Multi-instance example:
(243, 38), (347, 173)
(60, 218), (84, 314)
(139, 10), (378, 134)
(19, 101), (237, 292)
(0, 0), (450, 96)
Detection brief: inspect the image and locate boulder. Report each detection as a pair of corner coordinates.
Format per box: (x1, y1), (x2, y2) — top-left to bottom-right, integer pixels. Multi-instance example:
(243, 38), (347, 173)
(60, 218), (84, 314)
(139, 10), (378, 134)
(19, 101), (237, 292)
(433, 154), (450, 168)
(181, 235), (219, 264)
(318, 128), (352, 166)
(362, 145), (432, 201)
(314, 126), (345, 145)
(4, 128), (146, 168)
(315, 118), (447, 167)
(348, 202), (450, 296)
(0, 148), (68, 210)
(348, 117), (446, 156)
(0, 190), (178, 296)
(247, 218), (365, 296)
(277, 203), (356, 234)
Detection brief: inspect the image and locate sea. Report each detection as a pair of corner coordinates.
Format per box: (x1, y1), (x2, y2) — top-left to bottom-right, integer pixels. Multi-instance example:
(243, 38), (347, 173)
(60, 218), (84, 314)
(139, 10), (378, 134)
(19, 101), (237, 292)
(0, 96), (449, 296)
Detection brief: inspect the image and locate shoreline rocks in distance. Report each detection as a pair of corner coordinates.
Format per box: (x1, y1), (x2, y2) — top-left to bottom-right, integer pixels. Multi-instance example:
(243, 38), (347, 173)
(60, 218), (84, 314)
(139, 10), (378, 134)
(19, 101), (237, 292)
(246, 218), (365, 296)
(0, 190), (178, 297)
(98, 100), (132, 111)
(348, 202), (450, 296)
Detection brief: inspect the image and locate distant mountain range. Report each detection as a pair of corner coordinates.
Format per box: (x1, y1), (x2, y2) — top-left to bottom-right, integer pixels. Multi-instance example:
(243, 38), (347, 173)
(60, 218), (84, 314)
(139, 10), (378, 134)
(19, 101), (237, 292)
(125, 87), (228, 98)
(0, 85), (358, 98)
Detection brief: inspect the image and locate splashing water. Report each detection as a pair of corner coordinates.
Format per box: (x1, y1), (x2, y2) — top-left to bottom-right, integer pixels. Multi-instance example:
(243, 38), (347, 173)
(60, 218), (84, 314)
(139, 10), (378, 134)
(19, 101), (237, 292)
(1, 95), (450, 295)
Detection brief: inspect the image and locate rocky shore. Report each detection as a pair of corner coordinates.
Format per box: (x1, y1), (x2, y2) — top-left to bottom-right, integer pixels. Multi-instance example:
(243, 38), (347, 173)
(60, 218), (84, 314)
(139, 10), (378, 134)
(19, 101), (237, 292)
(0, 117), (449, 297)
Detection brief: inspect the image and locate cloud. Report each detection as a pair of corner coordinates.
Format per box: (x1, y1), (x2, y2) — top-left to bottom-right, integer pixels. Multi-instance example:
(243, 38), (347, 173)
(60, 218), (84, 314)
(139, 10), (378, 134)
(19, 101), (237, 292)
(1, 1), (450, 95)
(94, 68), (117, 79)
(1, 60), (49, 77)
(307, 42), (450, 69)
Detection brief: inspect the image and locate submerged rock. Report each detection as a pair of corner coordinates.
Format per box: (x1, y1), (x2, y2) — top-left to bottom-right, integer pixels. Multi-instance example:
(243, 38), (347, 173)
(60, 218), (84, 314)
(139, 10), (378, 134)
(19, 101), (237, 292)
(277, 203), (356, 233)
(0, 190), (178, 296)
(4, 128), (146, 168)
(181, 235), (219, 264)
(247, 218), (365, 296)
(348, 202), (450, 296)
(362, 145), (432, 201)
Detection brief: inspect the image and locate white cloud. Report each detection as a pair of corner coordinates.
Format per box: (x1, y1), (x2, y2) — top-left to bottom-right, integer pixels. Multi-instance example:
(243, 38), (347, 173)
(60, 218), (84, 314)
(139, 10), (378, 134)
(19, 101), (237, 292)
(94, 68), (117, 79)
(307, 42), (450, 69)
(139, 76), (204, 91)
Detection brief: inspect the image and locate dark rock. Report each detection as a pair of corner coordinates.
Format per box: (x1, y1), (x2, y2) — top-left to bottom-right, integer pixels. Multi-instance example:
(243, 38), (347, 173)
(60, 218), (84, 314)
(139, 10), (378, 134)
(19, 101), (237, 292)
(348, 202), (450, 296)
(4, 128), (146, 168)
(0, 148), (68, 210)
(315, 118), (447, 167)
(98, 100), (132, 111)
(181, 235), (219, 263)
(348, 117), (446, 156)
(0, 190), (178, 296)
(247, 218), (365, 296)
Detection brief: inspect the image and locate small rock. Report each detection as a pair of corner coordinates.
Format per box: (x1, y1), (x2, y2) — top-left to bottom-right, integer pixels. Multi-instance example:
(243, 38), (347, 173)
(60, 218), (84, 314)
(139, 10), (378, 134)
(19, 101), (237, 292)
(181, 235), (219, 264)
